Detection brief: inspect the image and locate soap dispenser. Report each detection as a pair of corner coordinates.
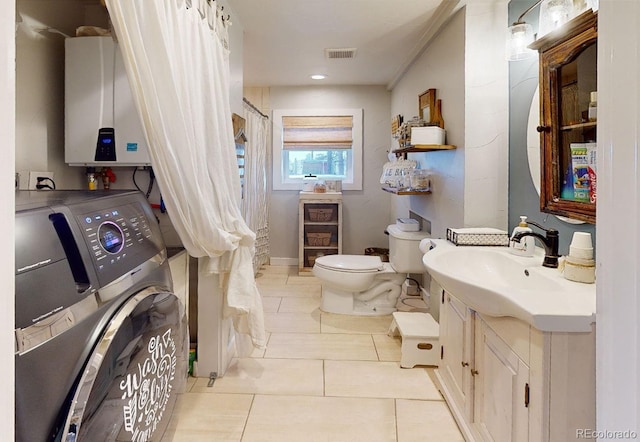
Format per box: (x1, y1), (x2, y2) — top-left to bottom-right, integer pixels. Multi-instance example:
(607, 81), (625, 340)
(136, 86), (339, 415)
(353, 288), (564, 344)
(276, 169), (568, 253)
(509, 216), (535, 256)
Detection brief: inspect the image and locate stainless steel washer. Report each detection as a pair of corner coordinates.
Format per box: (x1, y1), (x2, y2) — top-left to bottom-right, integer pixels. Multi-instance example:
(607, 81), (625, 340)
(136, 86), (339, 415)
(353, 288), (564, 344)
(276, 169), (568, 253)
(15, 190), (188, 441)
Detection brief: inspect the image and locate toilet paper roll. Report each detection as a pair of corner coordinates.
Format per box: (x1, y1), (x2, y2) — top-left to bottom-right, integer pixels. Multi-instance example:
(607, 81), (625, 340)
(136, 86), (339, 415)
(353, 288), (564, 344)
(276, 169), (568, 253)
(419, 238), (434, 253)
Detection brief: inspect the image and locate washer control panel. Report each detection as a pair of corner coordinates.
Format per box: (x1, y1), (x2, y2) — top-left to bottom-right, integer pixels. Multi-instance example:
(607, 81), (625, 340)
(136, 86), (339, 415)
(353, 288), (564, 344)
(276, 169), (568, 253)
(76, 201), (161, 286)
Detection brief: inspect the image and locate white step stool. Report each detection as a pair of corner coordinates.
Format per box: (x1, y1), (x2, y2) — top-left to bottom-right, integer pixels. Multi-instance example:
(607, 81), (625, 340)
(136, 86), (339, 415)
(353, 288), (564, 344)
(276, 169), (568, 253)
(388, 312), (440, 368)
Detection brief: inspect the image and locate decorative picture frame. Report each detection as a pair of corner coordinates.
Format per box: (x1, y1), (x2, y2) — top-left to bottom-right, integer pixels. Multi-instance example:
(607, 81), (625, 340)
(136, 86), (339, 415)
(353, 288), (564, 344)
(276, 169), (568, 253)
(418, 89), (436, 124)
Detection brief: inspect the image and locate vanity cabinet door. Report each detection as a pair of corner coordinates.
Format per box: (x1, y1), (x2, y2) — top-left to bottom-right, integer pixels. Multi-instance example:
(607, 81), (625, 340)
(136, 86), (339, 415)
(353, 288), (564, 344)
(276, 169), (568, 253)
(439, 291), (475, 420)
(472, 317), (530, 442)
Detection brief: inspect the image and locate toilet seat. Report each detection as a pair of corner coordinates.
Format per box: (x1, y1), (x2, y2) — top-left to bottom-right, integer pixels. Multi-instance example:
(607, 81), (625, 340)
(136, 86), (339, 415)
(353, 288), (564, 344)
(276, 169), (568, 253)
(314, 254), (384, 273)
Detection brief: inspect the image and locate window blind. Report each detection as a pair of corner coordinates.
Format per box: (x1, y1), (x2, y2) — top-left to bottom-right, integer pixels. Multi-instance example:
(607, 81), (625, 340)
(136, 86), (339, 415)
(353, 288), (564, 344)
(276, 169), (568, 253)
(282, 115), (353, 150)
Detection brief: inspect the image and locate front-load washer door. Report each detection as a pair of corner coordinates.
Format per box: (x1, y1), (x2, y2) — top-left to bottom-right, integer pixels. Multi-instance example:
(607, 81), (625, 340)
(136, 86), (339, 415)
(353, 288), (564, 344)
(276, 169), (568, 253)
(61, 287), (188, 442)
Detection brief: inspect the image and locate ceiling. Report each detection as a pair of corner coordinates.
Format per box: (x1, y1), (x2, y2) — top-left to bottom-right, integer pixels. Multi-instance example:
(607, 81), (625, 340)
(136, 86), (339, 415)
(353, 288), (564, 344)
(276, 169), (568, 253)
(230, 0), (465, 89)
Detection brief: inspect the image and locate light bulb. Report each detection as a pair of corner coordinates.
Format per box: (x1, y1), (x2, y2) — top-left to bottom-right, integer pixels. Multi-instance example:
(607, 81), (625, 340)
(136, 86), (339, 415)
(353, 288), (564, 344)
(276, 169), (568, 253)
(507, 23), (536, 61)
(538, 0), (571, 38)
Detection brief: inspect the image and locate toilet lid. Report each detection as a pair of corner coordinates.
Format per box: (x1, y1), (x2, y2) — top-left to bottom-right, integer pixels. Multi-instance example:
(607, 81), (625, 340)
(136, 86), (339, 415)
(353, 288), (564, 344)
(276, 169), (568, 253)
(314, 254), (384, 272)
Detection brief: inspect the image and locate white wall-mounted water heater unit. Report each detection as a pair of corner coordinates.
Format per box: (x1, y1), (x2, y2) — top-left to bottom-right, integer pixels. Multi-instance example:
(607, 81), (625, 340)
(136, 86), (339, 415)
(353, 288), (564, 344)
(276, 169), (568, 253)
(65, 36), (151, 166)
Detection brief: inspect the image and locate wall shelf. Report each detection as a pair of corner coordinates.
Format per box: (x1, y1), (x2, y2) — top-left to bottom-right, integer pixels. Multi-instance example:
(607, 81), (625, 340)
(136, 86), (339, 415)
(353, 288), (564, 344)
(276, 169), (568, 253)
(382, 186), (432, 196)
(560, 121), (597, 131)
(393, 144), (457, 158)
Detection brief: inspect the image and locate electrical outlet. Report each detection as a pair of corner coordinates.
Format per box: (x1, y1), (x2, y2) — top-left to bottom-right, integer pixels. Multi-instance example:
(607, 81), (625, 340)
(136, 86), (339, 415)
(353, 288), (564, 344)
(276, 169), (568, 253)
(29, 171), (55, 190)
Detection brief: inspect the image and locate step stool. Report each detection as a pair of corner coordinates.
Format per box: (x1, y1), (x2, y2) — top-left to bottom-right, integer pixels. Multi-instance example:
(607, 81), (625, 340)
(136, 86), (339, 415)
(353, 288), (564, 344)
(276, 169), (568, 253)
(388, 312), (440, 368)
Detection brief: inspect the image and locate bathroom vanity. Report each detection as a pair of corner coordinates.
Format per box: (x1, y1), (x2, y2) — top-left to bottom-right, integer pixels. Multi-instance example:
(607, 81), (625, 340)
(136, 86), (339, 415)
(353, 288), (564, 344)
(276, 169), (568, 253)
(423, 241), (596, 441)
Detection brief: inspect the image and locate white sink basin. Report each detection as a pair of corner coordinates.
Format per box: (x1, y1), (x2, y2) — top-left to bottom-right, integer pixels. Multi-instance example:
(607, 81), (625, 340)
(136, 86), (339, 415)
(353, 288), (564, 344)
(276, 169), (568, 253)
(422, 239), (596, 332)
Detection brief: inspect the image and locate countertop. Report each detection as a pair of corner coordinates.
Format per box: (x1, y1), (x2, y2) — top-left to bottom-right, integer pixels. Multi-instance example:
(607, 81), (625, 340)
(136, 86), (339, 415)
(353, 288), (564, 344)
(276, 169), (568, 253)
(423, 239), (596, 333)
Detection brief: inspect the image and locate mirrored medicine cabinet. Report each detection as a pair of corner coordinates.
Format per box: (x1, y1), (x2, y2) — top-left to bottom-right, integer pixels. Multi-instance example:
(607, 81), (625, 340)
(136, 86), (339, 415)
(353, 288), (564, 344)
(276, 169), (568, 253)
(529, 9), (597, 224)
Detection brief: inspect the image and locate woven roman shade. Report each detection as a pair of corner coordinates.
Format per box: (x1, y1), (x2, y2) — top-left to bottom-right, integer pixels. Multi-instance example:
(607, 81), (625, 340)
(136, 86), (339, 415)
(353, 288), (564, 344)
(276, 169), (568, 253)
(282, 115), (353, 150)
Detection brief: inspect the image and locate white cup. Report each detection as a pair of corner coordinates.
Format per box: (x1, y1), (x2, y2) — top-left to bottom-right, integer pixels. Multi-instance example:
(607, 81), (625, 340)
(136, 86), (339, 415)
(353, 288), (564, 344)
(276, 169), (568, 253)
(570, 245), (593, 259)
(570, 232), (593, 249)
(569, 232), (593, 259)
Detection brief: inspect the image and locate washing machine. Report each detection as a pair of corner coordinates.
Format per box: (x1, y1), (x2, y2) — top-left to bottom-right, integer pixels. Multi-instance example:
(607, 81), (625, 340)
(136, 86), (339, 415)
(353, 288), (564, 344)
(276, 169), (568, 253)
(15, 190), (188, 441)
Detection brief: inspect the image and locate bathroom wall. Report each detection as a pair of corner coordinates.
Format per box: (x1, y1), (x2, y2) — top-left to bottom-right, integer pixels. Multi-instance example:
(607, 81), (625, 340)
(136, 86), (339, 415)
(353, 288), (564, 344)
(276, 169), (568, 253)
(596, 0), (640, 431)
(15, 0), (97, 191)
(1, 0), (15, 432)
(507, 0), (596, 254)
(15, 0), (244, 248)
(390, 8), (465, 238)
(267, 85), (393, 262)
(390, 2), (510, 240)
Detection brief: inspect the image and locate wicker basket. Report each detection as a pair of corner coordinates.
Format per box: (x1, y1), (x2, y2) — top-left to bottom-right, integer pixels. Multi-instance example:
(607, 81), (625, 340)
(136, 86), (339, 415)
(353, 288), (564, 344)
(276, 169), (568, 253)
(306, 232), (331, 246)
(308, 208), (334, 222)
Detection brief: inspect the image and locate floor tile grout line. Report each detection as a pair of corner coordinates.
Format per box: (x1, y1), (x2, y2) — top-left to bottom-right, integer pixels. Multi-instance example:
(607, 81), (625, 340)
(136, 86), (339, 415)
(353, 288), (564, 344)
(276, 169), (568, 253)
(371, 332), (381, 361)
(394, 398), (399, 442)
(322, 359), (326, 398)
(239, 393), (256, 442)
(178, 388), (445, 402)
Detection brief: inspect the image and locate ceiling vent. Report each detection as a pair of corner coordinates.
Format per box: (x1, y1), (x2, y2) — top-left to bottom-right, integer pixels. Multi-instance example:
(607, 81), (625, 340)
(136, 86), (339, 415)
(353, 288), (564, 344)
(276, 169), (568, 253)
(325, 48), (357, 60)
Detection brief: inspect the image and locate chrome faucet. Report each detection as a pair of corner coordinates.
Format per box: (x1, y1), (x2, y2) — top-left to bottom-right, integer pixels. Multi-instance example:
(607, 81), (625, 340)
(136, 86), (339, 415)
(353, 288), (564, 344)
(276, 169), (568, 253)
(511, 220), (560, 268)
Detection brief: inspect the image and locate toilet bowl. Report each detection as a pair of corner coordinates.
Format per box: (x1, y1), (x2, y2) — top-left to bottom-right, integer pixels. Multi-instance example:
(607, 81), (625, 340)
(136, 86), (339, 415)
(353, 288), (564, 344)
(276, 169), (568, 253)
(312, 225), (430, 316)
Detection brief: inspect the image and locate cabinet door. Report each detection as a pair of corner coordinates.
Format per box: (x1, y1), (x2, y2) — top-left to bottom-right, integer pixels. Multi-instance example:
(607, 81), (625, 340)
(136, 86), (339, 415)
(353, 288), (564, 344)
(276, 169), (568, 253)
(473, 317), (529, 442)
(440, 291), (474, 418)
(530, 10), (597, 223)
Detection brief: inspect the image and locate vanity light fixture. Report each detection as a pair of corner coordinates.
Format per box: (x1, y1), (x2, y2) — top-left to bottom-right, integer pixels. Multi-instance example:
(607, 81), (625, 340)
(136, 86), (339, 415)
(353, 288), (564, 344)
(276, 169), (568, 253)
(310, 74), (327, 80)
(507, 0), (583, 62)
(507, 0), (543, 61)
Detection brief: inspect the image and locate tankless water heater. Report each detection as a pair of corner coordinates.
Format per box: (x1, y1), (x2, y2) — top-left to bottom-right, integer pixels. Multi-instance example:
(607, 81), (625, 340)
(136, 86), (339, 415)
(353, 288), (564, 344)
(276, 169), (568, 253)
(65, 36), (151, 166)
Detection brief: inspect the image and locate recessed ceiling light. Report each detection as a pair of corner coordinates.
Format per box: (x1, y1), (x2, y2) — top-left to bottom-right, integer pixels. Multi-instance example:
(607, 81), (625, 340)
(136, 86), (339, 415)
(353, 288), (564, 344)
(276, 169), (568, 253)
(311, 74), (327, 80)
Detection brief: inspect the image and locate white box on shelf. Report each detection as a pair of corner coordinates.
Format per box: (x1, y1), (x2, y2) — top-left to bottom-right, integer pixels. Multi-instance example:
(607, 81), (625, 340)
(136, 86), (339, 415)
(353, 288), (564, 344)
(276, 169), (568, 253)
(411, 126), (445, 145)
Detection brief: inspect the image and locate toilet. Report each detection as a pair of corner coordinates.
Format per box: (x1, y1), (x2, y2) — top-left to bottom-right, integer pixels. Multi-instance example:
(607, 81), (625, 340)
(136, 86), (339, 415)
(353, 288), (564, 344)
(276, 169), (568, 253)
(312, 224), (430, 316)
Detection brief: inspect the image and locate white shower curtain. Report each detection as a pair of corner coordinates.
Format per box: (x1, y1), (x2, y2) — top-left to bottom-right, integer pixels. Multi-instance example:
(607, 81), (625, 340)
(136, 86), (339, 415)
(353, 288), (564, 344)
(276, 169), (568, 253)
(105, 0), (266, 352)
(242, 99), (270, 274)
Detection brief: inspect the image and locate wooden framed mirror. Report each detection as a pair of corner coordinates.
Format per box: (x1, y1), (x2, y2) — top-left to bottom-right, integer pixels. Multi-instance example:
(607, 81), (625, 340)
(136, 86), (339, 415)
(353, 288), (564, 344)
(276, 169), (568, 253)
(418, 89), (436, 124)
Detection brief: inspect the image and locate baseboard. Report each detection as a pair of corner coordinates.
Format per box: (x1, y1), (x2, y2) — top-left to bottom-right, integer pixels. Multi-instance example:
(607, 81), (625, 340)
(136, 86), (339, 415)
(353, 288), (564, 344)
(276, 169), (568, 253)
(420, 286), (430, 304)
(422, 286), (440, 321)
(269, 257), (298, 266)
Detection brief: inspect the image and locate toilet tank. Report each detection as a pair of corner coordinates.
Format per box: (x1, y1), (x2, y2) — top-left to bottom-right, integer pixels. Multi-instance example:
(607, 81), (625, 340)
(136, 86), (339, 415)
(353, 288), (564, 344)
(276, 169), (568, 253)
(387, 224), (430, 273)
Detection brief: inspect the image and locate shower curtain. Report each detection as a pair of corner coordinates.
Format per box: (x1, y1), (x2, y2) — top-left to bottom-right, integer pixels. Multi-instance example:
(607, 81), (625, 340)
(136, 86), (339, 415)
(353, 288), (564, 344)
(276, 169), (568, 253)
(242, 99), (270, 274)
(104, 0), (266, 352)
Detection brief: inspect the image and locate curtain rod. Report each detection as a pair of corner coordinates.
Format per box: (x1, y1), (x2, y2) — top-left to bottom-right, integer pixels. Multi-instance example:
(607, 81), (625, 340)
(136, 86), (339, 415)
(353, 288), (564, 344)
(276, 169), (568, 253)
(243, 98), (269, 119)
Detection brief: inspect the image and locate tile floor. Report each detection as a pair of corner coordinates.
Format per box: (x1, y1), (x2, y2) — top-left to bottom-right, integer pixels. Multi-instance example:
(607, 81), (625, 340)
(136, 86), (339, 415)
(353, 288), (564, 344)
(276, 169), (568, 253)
(163, 265), (464, 441)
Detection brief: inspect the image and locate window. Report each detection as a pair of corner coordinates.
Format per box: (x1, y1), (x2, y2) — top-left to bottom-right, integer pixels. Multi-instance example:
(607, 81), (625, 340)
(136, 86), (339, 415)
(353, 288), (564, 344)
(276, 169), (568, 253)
(272, 109), (363, 190)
